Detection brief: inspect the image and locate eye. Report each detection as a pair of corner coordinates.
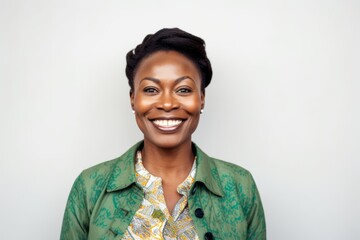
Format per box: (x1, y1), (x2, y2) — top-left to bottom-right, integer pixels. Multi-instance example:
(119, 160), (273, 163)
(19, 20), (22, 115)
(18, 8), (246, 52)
(176, 87), (192, 94)
(143, 87), (158, 94)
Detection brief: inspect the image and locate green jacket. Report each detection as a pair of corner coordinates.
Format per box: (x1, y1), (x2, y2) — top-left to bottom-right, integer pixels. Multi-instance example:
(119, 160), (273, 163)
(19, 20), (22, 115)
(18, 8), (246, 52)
(61, 142), (266, 240)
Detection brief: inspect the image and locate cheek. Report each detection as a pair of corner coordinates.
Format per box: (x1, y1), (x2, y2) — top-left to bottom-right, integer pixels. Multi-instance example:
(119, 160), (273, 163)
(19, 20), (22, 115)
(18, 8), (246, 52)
(134, 108), (149, 134)
(133, 94), (153, 113)
(183, 96), (202, 114)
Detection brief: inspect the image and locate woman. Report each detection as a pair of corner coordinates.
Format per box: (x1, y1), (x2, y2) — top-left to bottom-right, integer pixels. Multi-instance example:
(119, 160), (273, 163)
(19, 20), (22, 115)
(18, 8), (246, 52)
(61, 28), (266, 240)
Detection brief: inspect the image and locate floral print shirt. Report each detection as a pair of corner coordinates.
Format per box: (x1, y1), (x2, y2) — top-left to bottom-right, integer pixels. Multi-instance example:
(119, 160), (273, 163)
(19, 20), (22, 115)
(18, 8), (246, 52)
(122, 151), (199, 240)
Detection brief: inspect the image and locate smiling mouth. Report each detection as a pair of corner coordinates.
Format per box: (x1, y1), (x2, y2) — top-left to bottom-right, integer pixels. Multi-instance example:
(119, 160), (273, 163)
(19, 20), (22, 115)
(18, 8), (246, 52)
(151, 119), (183, 131)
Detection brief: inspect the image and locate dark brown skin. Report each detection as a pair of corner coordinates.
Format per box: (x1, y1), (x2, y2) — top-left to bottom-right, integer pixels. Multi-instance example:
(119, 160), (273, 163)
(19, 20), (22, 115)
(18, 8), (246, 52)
(130, 50), (205, 213)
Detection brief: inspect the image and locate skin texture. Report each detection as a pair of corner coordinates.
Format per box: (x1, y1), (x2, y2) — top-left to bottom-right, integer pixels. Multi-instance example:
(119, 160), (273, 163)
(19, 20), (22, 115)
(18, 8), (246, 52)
(130, 50), (205, 212)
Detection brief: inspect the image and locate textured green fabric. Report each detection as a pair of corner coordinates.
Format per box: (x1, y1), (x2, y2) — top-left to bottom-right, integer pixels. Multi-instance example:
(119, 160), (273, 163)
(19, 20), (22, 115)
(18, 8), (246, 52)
(61, 142), (266, 240)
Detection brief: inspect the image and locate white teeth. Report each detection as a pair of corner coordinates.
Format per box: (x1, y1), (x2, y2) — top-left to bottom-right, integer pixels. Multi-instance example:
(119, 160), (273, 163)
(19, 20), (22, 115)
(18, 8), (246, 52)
(153, 119), (182, 127)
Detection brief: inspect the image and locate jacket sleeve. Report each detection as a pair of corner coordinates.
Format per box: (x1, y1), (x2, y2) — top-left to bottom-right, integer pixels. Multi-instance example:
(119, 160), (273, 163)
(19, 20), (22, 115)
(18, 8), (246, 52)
(246, 175), (266, 240)
(60, 173), (89, 240)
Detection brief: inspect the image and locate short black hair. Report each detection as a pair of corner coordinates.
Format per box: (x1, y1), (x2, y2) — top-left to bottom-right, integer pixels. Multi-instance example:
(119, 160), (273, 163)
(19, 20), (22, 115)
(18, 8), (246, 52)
(125, 28), (212, 92)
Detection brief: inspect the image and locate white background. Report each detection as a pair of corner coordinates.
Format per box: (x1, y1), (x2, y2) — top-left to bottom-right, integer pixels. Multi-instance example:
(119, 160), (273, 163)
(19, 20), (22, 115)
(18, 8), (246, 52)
(1, 0), (359, 239)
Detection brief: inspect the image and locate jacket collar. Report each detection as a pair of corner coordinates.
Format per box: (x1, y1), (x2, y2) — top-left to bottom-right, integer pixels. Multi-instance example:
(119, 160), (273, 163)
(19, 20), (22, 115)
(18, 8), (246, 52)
(193, 143), (224, 197)
(106, 141), (224, 197)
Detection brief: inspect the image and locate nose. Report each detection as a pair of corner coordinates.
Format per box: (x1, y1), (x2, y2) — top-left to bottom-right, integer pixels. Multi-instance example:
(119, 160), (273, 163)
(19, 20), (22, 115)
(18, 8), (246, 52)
(157, 91), (179, 111)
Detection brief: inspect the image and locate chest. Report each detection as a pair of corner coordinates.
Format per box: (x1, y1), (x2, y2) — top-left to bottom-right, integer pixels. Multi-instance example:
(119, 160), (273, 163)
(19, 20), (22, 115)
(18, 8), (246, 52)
(87, 185), (248, 240)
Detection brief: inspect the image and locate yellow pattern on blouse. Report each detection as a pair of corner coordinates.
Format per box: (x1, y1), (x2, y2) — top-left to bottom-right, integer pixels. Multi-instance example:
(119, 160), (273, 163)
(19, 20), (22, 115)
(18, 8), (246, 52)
(121, 151), (199, 240)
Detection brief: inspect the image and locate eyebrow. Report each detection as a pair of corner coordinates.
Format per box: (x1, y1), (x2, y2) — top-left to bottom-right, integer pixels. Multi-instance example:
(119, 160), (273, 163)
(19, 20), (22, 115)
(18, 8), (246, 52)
(140, 76), (195, 85)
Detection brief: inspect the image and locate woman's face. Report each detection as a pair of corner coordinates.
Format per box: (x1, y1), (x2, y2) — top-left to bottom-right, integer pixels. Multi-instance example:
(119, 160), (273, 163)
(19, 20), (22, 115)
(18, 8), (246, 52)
(131, 50), (205, 149)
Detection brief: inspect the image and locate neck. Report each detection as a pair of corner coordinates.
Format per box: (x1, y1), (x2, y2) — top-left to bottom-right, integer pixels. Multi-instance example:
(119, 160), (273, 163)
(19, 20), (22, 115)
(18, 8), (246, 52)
(141, 139), (195, 178)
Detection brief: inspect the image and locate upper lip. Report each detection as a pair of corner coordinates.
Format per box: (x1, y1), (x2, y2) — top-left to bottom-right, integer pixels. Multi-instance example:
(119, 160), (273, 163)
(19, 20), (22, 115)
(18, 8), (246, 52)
(148, 116), (186, 121)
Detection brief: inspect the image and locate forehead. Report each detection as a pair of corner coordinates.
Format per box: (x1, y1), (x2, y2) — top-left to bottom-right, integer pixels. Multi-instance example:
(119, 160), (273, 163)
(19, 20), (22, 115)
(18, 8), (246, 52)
(134, 51), (201, 82)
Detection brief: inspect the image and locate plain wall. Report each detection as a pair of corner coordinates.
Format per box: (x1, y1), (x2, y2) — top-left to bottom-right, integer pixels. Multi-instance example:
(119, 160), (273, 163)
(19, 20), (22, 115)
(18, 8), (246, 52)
(1, 0), (359, 239)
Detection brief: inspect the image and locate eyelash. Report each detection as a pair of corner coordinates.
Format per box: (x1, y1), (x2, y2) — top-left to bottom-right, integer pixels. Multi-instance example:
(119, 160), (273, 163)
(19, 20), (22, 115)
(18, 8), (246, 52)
(143, 87), (158, 93)
(176, 87), (192, 94)
(143, 87), (192, 94)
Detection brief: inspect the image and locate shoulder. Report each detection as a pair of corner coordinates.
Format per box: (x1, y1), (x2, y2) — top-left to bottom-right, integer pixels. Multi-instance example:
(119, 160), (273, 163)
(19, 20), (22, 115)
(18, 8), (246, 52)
(76, 141), (141, 190)
(194, 143), (259, 201)
(68, 157), (121, 209)
(210, 157), (252, 178)
(208, 157), (257, 195)
(70, 142), (140, 208)
(79, 157), (119, 184)
(195, 143), (255, 186)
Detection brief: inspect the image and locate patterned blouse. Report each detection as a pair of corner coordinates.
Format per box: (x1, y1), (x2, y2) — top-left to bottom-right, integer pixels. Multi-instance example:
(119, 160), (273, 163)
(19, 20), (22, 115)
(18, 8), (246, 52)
(121, 151), (199, 240)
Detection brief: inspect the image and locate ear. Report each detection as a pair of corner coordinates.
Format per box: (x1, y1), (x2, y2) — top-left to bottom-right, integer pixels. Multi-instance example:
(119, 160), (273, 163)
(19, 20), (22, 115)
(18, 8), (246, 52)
(201, 91), (205, 110)
(130, 90), (135, 110)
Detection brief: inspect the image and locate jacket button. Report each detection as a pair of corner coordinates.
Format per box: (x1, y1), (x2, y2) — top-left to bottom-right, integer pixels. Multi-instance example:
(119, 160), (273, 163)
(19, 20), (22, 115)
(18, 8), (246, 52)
(195, 208), (204, 218)
(204, 232), (214, 240)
